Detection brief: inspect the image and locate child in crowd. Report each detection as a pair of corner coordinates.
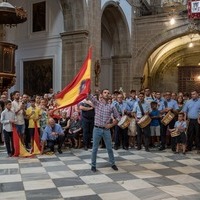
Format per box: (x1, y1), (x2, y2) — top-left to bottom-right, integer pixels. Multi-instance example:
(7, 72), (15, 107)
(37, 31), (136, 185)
(170, 113), (187, 154)
(149, 101), (160, 147)
(0, 100), (16, 157)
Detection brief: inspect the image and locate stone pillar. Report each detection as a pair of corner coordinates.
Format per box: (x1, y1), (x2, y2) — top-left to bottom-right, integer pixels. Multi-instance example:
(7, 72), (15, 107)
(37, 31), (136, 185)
(0, 25), (4, 41)
(60, 30), (89, 88)
(112, 55), (132, 92)
(132, 76), (143, 91)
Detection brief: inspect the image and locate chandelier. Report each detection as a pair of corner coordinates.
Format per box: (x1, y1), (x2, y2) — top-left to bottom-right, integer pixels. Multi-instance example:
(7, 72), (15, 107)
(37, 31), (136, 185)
(0, 1), (27, 27)
(162, 0), (185, 13)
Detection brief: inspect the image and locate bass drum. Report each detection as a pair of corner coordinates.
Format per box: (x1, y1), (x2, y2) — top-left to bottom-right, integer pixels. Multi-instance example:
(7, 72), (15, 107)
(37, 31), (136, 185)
(137, 115), (151, 128)
(117, 115), (130, 129)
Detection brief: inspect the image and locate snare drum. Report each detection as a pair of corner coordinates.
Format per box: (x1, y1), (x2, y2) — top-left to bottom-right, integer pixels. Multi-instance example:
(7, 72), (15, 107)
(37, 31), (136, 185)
(161, 111), (175, 126)
(118, 115), (131, 129)
(170, 130), (180, 137)
(137, 115), (151, 128)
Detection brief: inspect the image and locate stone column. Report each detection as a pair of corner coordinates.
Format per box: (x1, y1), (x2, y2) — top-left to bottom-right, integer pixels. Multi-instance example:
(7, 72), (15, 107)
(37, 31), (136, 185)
(60, 30), (89, 88)
(112, 55), (132, 92)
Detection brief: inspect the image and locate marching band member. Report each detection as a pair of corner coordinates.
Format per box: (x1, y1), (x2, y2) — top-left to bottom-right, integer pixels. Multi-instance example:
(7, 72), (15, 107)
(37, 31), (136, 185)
(159, 92), (179, 151)
(182, 90), (200, 154)
(113, 93), (129, 150)
(132, 92), (151, 152)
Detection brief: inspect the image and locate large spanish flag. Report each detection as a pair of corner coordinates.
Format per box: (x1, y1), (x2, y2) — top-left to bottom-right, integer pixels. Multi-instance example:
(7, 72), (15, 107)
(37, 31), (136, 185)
(55, 48), (92, 110)
(32, 124), (41, 155)
(12, 126), (33, 157)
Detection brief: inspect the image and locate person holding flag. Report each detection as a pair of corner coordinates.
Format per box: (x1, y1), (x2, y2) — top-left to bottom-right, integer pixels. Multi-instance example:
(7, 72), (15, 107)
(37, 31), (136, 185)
(88, 89), (121, 172)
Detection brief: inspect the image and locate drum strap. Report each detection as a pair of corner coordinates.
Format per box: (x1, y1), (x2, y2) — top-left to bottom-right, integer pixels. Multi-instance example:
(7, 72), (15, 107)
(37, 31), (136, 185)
(164, 101), (168, 108)
(138, 102), (145, 116)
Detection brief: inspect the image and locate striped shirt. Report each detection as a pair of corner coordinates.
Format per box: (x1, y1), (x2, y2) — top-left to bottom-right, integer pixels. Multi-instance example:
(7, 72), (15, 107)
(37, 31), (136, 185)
(89, 94), (120, 127)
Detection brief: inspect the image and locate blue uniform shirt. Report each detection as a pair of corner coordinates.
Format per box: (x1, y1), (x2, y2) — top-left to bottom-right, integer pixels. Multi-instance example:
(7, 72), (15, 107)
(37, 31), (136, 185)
(126, 98), (138, 111)
(182, 98), (200, 119)
(155, 98), (165, 111)
(174, 121), (187, 130)
(113, 101), (129, 115)
(42, 124), (64, 141)
(133, 101), (151, 118)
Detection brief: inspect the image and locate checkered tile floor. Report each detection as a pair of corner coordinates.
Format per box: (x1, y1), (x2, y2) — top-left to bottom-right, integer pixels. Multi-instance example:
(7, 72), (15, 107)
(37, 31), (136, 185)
(0, 145), (200, 200)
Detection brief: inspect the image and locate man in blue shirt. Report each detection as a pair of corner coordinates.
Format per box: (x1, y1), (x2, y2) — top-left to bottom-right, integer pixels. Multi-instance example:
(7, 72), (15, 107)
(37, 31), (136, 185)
(126, 90), (138, 112)
(113, 93), (130, 150)
(159, 92), (179, 151)
(182, 90), (200, 153)
(133, 92), (151, 151)
(41, 118), (64, 154)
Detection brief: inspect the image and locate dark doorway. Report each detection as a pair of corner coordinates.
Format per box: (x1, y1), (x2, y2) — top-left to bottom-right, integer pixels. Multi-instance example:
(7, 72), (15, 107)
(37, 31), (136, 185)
(23, 59), (53, 96)
(178, 66), (200, 93)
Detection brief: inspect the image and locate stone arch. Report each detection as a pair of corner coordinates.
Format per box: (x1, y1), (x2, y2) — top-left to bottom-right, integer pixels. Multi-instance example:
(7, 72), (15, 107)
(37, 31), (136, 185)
(133, 23), (193, 76)
(100, 1), (131, 91)
(59, 0), (88, 31)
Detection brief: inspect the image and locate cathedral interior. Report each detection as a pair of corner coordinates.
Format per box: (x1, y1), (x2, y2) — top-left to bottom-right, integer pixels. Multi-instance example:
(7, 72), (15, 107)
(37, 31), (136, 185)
(1, 1), (200, 200)
(0, 0), (200, 95)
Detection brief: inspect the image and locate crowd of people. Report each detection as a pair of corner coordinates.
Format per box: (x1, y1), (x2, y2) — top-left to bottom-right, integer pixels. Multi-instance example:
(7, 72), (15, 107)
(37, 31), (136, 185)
(0, 87), (200, 172)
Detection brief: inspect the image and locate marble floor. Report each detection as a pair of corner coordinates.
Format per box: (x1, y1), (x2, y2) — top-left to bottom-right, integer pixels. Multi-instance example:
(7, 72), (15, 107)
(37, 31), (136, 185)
(0, 145), (200, 200)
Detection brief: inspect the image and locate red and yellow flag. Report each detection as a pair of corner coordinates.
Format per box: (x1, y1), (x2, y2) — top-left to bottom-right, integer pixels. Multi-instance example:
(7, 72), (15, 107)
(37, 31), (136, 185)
(32, 124), (41, 155)
(55, 48), (92, 110)
(12, 126), (32, 157)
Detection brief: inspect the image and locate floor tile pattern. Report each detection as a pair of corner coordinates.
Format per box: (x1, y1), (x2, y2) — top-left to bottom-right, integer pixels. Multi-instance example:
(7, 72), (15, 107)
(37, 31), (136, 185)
(0, 145), (200, 200)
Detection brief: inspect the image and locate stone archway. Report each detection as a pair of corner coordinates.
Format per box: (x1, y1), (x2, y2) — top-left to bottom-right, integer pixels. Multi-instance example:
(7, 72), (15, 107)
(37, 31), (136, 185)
(100, 2), (131, 91)
(148, 35), (200, 92)
(132, 16), (200, 91)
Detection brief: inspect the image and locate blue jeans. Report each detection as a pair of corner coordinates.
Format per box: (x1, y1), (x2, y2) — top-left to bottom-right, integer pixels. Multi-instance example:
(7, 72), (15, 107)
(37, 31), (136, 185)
(91, 127), (115, 167)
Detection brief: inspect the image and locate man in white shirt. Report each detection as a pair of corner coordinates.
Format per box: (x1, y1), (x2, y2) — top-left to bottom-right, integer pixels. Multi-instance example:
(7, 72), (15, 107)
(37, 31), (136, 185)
(11, 91), (26, 145)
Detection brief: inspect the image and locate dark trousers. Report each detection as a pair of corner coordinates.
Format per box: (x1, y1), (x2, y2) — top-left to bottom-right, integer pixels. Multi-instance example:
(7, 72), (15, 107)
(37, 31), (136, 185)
(82, 119), (94, 147)
(114, 126), (129, 148)
(47, 135), (65, 151)
(136, 124), (150, 149)
(187, 119), (200, 150)
(160, 118), (176, 151)
(24, 119), (30, 148)
(29, 128), (40, 138)
(3, 130), (14, 156)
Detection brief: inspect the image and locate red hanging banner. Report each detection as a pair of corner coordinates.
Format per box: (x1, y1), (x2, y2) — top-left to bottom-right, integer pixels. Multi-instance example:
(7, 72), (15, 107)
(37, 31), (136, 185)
(188, 0), (200, 19)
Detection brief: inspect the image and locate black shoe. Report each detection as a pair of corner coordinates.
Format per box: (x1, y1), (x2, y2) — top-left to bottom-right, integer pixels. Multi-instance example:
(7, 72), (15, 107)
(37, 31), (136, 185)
(84, 146), (88, 151)
(123, 146), (129, 150)
(183, 152), (186, 155)
(159, 146), (165, 151)
(145, 148), (150, 152)
(91, 166), (96, 172)
(137, 147), (141, 150)
(114, 146), (118, 150)
(186, 148), (192, 152)
(111, 165), (118, 171)
(58, 149), (62, 154)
